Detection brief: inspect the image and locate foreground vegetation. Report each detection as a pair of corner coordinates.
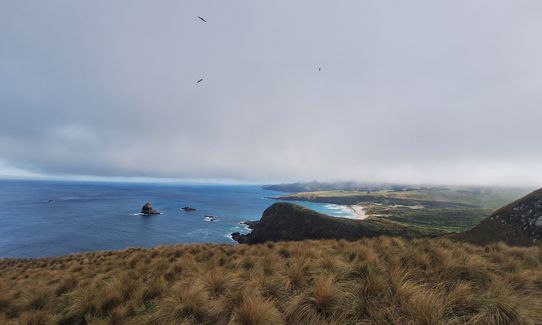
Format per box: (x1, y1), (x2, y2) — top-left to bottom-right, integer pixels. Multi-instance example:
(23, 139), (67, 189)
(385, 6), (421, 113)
(1, 238), (541, 324)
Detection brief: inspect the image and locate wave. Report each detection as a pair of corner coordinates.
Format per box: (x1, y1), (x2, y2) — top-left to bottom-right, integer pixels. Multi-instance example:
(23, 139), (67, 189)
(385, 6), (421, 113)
(129, 212), (166, 216)
(324, 204), (343, 210)
(238, 221), (252, 232)
(225, 225), (247, 242)
(324, 204), (354, 216)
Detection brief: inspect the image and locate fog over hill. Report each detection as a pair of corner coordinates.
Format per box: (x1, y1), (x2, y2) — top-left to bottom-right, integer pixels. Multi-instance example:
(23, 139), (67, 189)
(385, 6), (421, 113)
(2, 1), (542, 185)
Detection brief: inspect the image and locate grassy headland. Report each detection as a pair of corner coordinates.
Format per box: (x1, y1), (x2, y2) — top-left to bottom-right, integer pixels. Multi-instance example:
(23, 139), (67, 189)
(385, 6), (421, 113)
(233, 203), (444, 244)
(1, 238), (541, 324)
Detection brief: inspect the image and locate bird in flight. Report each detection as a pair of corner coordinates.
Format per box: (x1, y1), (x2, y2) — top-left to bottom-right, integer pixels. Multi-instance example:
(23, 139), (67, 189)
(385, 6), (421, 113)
(196, 78), (204, 83)
(318, 67), (322, 72)
(198, 16), (207, 22)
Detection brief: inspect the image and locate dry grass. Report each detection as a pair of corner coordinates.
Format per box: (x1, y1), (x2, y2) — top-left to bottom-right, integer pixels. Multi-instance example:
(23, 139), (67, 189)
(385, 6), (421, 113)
(0, 238), (541, 324)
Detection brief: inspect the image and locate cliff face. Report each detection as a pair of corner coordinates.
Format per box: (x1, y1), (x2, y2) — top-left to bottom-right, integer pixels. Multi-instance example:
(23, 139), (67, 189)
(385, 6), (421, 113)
(232, 202), (442, 244)
(453, 188), (542, 246)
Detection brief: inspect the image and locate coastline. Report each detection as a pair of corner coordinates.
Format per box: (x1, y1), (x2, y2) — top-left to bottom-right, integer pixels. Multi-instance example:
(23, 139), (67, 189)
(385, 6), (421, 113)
(348, 204), (369, 220)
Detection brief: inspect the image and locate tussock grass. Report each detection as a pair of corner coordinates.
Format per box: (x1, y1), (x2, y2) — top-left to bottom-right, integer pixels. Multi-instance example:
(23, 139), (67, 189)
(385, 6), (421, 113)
(232, 294), (283, 325)
(0, 238), (541, 324)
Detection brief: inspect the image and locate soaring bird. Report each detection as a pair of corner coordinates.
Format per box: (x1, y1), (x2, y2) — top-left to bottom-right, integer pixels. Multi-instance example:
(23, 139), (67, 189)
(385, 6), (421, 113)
(198, 16), (207, 22)
(196, 78), (204, 83)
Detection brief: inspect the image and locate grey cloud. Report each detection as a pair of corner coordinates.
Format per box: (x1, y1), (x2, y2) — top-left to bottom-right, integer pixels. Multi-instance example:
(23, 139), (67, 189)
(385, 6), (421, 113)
(1, 0), (542, 185)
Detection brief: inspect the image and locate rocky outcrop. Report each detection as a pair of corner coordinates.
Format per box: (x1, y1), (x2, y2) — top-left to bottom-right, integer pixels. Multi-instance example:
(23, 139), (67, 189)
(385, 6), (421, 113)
(453, 188), (542, 246)
(231, 221), (259, 243)
(231, 232), (249, 244)
(141, 202), (160, 215)
(204, 216), (218, 222)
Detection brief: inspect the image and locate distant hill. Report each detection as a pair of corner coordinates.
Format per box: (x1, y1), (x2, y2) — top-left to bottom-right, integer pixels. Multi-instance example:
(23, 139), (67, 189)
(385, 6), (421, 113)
(275, 190), (477, 208)
(453, 188), (542, 246)
(232, 202), (443, 244)
(265, 183), (531, 209)
(262, 181), (419, 193)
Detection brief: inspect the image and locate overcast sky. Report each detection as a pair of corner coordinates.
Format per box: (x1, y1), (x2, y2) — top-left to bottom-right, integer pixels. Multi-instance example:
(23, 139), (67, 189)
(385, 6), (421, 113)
(1, 0), (542, 185)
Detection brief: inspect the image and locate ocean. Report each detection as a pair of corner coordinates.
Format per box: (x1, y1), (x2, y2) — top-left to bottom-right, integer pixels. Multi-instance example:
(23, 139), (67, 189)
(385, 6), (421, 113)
(0, 180), (354, 258)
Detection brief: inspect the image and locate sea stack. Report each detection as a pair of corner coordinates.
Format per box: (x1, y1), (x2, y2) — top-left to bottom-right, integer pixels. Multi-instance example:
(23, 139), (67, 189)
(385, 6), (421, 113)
(141, 202), (160, 215)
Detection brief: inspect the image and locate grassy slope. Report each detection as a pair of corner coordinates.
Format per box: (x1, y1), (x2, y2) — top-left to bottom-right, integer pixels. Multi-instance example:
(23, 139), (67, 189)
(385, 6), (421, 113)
(1, 238), (541, 324)
(364, 205), (491, 232)
(451, 218), (536, 247)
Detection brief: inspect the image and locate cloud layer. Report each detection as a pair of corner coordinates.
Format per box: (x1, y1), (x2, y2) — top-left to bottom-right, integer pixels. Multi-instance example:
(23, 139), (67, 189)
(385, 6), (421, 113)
(1, 0), (542, 185)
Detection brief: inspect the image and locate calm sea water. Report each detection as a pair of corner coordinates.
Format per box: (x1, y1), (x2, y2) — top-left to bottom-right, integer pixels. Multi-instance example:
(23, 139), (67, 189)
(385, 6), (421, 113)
(0, 180), (353, 258)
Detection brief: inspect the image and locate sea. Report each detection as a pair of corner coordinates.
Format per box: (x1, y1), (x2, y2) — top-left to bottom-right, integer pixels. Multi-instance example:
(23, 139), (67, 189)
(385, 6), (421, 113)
(0, 180), (354, 258)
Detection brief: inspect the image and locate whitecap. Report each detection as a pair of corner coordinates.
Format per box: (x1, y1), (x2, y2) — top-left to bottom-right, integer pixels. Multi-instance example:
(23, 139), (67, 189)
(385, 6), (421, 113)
(324, 204), (351, 215)
(238, 221), (254, 232)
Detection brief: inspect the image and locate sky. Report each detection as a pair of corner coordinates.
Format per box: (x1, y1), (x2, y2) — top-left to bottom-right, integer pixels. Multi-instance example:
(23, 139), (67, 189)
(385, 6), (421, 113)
(1, 0), (542, 186)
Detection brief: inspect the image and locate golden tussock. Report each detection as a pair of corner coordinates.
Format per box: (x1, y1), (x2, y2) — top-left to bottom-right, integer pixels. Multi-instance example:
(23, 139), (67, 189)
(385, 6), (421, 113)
(0, 238), (541, 324)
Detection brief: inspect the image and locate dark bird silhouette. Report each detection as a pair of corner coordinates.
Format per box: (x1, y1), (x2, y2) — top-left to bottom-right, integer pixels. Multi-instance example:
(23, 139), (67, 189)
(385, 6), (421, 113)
(198, 16), (207, 22)
(196, 78), (204, 83)
(318, 67), (322, 72)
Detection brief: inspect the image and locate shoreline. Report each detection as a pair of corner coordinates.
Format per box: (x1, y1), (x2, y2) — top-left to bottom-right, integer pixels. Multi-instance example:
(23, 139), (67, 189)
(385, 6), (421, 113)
(348, 204), (369, 220)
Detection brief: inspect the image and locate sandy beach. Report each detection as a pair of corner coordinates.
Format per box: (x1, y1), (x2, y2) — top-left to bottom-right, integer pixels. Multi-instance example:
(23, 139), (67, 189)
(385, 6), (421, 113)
(349, 204), (369, 220)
